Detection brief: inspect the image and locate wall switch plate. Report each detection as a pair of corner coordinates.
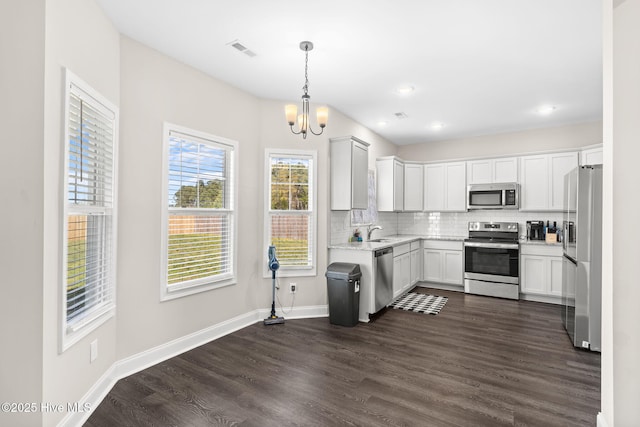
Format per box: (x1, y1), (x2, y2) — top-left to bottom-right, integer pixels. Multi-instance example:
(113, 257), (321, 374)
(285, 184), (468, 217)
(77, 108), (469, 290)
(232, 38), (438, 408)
(90, 339), (98, 363)
(290, 283), (297, 293)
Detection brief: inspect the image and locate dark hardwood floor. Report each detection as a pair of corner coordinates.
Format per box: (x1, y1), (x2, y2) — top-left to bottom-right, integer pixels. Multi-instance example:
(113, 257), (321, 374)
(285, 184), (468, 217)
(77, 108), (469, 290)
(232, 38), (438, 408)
(85, 288), (600, 426)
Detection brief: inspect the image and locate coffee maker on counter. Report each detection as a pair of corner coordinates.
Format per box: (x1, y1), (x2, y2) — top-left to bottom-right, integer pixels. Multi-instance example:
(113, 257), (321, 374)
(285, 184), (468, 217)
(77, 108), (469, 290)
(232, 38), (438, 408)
(526, 221), (545, 240)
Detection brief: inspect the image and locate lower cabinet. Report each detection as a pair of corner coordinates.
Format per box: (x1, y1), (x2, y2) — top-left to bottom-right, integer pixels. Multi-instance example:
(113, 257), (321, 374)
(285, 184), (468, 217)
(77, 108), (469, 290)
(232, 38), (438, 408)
(520, 244), (563, 303)
(393, 241), (422, 298)
(422, 240), (463, 285)
(410, 245), (421, 286)
(393, 243), (411, 298)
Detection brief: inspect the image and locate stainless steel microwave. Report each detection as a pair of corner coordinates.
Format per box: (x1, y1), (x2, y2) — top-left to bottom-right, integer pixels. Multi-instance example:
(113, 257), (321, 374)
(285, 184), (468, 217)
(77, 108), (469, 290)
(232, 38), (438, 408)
(467, 183), (519, 210)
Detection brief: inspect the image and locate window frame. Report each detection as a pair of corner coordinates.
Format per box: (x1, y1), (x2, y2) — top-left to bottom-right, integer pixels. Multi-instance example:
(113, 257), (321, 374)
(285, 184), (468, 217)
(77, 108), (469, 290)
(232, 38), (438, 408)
(263, 148), (318, 278)
(60, 69), (119, 352)
(160, 122), (238, 301)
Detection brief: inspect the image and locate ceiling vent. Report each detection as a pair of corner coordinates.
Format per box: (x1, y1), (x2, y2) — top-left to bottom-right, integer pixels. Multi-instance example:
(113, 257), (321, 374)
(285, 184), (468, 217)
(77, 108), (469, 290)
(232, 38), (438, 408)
(227, 40), (256, 58)
(394, 112), (409, 119)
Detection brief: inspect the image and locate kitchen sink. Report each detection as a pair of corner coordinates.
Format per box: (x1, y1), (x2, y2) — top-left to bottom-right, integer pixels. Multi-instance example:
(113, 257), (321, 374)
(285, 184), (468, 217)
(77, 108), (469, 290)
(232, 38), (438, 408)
(369, 238), (391, 242)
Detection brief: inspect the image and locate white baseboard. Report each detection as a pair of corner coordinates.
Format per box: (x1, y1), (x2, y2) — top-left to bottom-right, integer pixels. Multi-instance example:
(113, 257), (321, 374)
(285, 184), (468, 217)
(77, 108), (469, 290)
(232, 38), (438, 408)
(58, 364), (119, 427)
(264, 304), (329, 320)
(597, 412), (609, 427)
(520, 293), (562, 305)
(416, 282), (464, 292)
(60, 305), (328, 427)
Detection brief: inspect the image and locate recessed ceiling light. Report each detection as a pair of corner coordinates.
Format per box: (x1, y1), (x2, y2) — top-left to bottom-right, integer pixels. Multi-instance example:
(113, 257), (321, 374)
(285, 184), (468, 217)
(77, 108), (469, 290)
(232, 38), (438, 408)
(430, 122), (445, 130)
(377, 121), (388, 127)
(537, 105), (556, 115)
(396, 85), (414, 95)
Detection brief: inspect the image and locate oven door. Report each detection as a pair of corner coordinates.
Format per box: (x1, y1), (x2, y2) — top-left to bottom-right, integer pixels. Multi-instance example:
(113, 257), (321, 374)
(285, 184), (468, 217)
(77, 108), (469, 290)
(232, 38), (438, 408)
(464, 242), (519, 284)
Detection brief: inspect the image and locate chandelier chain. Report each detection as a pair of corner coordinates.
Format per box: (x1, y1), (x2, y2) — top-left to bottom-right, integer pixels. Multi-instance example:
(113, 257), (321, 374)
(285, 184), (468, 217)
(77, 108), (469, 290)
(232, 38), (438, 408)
(303, 49), (309, 95)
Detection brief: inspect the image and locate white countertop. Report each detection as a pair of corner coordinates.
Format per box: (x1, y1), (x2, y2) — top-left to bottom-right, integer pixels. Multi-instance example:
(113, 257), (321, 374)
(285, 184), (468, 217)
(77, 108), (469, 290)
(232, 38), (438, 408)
(328, 234), (465, 251)
(330, 235), (563, 251)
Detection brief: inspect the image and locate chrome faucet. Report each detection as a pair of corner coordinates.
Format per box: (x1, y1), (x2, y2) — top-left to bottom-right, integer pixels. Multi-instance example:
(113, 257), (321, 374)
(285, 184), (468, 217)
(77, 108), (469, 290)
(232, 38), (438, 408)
(367, 225), (382, 240)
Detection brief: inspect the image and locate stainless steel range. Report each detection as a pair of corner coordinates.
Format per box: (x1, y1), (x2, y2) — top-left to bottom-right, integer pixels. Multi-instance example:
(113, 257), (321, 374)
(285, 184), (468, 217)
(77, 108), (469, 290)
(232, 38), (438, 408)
(464, 222), (520, 300)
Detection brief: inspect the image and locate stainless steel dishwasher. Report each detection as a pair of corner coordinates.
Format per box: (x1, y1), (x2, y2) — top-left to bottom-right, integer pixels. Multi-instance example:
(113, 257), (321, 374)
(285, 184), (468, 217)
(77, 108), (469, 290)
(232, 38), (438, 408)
(373, 247), (393, 312)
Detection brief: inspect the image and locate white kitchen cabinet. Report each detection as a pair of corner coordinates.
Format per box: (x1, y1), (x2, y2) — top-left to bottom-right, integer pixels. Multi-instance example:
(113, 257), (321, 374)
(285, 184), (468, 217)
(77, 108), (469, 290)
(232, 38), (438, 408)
(423, 161), (466, 212)
(520, 155), (548, 210)
(403, 162), (424, 211)
(392, 243), (411, 299)
(446, 163), (467, 211)
(422, 240), (463, 286)
(330, 136), (370, 210)
(520, 244), (563, 303)
(424, 164), (445, 211)
(467, 157), (519, 184)
(443, 251), (463, 284)
(423, 249), (442, 282)
(393, 253), (411, 298)
(377, 157), (404, 212)
(466, 159), (492, 184)
(520, 151), (578, 211)
(581, 145), (603, 165)
(410, 241), (421, 286)
(521, 255), (547, 294)
(549, 257), (563, 296)
(392, 241), (422, 298)
(549, 153), (577, 209)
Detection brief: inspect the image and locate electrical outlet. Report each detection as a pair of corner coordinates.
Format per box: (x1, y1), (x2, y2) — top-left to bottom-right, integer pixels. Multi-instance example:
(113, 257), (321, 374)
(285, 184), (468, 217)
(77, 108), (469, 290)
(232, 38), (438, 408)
(90, 339), (98, 363)
(289, 283), (297, 294)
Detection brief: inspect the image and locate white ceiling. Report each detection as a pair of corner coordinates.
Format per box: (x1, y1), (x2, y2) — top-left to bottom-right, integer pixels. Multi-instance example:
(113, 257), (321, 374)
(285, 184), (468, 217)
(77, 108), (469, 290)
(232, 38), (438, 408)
(94, 0), (603, 146)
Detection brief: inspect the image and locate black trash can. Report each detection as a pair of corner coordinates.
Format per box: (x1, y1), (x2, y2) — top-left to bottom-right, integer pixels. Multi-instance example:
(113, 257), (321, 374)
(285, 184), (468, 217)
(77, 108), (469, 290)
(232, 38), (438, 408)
(325, 262), (361, 326)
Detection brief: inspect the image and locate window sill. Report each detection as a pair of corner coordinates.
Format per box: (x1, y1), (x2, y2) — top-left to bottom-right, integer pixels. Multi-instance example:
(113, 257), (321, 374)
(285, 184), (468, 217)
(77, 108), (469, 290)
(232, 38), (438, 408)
(61, 305), (115, 353)
(161, 276), (236, 302)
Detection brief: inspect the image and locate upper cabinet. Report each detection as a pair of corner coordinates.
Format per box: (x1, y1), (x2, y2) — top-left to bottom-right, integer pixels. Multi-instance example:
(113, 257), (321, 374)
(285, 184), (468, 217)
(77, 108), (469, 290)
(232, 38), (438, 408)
(377, 157), (404, 212)
(467, 157), (519, 184)
(581, 145), (603, 166)
(403, 162), (424, 211)
(520, 151), (578, 211)
(330, 136), (369, 210)
(424, 162), (466, 212)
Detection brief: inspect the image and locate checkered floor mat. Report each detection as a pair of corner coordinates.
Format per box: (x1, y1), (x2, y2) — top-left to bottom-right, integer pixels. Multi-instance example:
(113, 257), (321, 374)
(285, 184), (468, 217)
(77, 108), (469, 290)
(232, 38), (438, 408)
(388, 292), (448, 315)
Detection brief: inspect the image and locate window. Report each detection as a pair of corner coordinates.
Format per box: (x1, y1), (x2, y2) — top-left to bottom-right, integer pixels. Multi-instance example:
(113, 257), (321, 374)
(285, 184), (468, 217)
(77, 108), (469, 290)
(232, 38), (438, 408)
(62, 69), (118, 350)
(264, 149), (317, 277)
(161, 123), (237, 300)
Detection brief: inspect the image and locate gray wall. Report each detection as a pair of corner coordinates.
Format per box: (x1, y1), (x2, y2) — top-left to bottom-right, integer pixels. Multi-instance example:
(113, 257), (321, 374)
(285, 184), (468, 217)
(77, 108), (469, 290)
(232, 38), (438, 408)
(0, 1), (46, 426)
(397, 121), (602, 162)
(610, 0), (640, 424)
(41, 0), (121, 426)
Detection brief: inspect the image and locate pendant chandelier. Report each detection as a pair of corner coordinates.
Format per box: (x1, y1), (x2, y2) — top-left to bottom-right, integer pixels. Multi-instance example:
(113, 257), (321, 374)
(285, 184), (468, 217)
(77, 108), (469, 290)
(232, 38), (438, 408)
(285, 41), (328, 139)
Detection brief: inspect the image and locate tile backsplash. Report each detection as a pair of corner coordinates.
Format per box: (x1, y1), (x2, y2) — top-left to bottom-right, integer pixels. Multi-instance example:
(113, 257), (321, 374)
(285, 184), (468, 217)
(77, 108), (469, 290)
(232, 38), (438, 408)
(330, 211), (398, 244)
(330, 209), (563, 244)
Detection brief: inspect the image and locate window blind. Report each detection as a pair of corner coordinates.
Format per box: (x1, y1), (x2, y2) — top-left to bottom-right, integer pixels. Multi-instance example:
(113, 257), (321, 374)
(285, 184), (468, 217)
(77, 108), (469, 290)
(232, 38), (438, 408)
(267, 154), (315, 270)
(64, 78), (117, 335)
(165, 129), (236, 292)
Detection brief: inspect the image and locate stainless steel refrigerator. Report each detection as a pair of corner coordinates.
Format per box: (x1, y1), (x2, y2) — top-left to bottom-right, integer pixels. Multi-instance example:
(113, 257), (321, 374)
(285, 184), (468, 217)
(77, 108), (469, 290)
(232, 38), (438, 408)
(562, 165), (602, 351)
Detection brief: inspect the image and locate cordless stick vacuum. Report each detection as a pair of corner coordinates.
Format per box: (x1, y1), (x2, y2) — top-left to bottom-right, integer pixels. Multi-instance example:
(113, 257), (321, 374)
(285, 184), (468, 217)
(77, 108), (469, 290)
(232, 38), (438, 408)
(264, 245), (285, 325)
